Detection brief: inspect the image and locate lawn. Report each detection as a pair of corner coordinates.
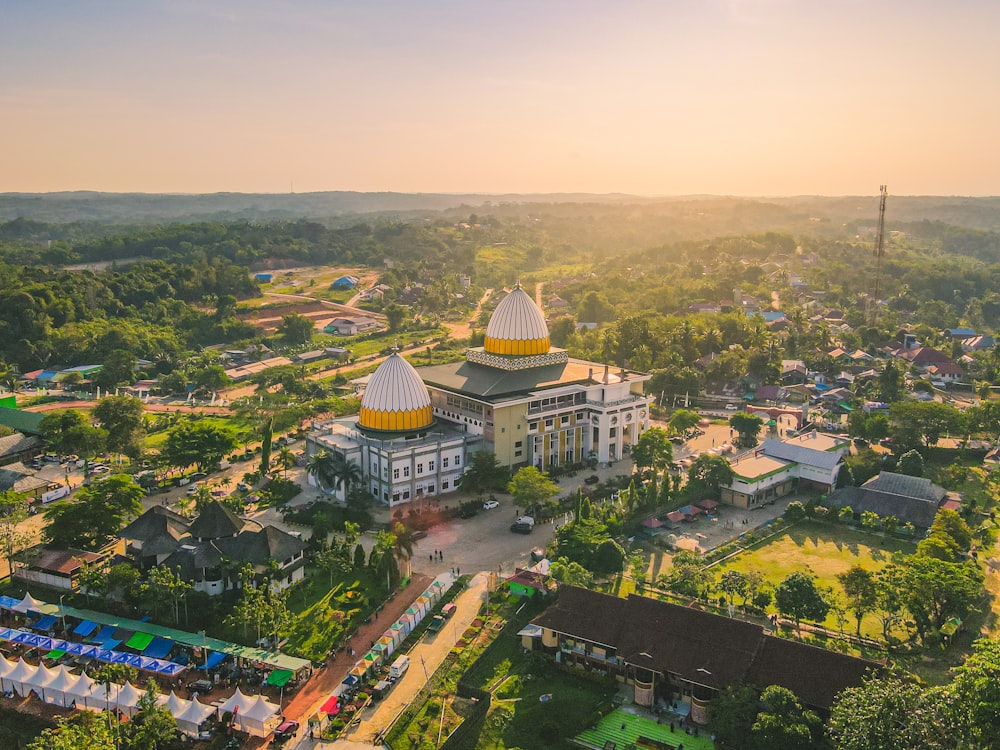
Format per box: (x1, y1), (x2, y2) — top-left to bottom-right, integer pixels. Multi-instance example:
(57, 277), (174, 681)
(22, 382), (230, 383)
(0, 707), (55, 747)
(711, 520), (914, 638)
(459, 602), (616, 750)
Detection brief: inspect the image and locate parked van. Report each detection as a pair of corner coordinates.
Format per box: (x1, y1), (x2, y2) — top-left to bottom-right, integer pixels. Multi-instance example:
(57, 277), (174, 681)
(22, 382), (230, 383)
(389, 655), (410, 681)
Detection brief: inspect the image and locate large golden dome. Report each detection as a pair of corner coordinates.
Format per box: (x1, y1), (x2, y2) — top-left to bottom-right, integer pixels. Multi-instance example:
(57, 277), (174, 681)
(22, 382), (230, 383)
(358, 351), (433, 432)
(484, 284), (550, 356)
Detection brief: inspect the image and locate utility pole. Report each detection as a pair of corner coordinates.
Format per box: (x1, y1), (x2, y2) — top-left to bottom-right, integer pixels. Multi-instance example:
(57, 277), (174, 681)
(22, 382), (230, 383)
(869, 185), (888, 326)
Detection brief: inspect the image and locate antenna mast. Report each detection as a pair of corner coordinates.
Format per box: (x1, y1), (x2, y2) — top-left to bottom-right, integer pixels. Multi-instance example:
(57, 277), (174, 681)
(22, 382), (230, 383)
(869, 185), (888, 325)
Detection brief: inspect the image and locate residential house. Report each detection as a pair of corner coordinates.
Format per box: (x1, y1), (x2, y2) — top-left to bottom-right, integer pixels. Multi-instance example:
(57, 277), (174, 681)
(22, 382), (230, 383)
(925, 362), (964, 385)
(0, 433), (43, 467)
(0, 407), (44, 436)
(824, 471), (950, 529)
(323, 317), (382, 336)
(943, 328), (976, 340)
(13, 542), (121, 593)
(0, 461), (58, 500)
(963, 335), (995, 352)
(527, 587), (878, 721)
(223, 357), (294, 383)
(120, 501), (305, 595)
(546, 295), (569, 310)
(896, 346), (953, 371)
(780, 360), (808, 386)
(330, 275), (360, 290)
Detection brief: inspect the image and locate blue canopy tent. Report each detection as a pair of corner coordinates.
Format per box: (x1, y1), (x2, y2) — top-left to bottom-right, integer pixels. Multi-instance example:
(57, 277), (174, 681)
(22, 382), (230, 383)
(102, 639), (122, 651)
(66, 642), (100, 657)
(198, 651), (226, 670)
(73, 620), (98, 637)
(32, 615), (57, 631)
(156, 662), (184, 676)
(125, 654), (145, 669)
(96, 649), (117, 663)
(90, 625), (115, 644)
(0, 627), (13, 640)
(342, 674), (359, 686)
(142, 637), (174, 660)
(0, 595), (20, 609)
(139, 657), (162, 671)
(112, 652), (132, 664)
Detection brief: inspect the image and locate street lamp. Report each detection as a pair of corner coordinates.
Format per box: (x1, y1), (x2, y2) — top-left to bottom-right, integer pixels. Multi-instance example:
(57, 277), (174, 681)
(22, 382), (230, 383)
(59, 594), (67, 635)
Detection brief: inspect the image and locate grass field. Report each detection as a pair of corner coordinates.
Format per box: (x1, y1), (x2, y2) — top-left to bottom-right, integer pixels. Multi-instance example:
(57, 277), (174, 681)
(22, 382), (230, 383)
(460, 604), (615, 750)
(711, 520), (914, 637)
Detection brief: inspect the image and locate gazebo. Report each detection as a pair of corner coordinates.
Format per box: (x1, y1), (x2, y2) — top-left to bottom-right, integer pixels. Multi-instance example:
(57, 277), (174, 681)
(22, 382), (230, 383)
(236, 694), (280, 737)
(175, 698), (215, 737)
(3, 657), (38, 697)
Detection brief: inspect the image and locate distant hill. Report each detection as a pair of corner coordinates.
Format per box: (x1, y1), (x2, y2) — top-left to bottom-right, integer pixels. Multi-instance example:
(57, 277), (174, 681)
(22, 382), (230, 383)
(2, 191), (999, 233)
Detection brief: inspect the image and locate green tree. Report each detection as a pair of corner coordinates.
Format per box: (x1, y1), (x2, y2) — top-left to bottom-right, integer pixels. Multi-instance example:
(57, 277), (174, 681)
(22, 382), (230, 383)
(384, 303), (407, 333)
(28, 710), (117, 750)
(124, 681), (180, 750)
(667, 549), (708, 597)
(708, 684), (760, 749)
(460, 450), (511, 494)
(949, 638), (1000, 748)
(775, 572), (830, 631)
(896, 449), (924, 477)
(686, 454), (736, 500)
(630, 427), (673, 474)
(0, 490), (31, 577)
(889, 401), (966, 451)
(507, 466), (559, 517)
(749, 685), (823, 750)
(276, 446), (296, 477)
(162, 420), (236, 472)
(837, 565), (877, 637)
(278, 312), (314, 344)
(38, 409), (107, 461)
(548, 557), (594, 587)
(577, 290), (614, 324)
(259, 416), (274, 476)
(43, 474), (144, 550)
(730, 412), (765, 448)
(877, 360), (904, 402)
(667, 408), (701, 435)
(718, 569), (750, 608)
(93, 394), (146, 459)
(900, 555), (983, 639)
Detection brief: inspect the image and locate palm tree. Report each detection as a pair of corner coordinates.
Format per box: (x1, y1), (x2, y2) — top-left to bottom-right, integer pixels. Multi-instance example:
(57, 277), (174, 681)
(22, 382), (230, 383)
(339, 459), (363, 495)
(305, 450), (338, 491)
(276, 446), (295, 477)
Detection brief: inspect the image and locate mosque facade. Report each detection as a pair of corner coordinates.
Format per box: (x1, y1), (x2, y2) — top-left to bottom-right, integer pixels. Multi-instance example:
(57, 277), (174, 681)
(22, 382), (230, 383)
(306, 285), (652, 508)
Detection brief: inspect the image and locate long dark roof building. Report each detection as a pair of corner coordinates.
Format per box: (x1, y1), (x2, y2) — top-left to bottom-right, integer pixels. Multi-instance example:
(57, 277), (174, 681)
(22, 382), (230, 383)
(825, 471), (949, 528)
(530, 587), (879, 712)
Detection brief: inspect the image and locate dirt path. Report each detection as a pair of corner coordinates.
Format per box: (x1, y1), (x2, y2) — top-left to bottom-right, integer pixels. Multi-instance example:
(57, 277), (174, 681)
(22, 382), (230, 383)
(22, 400), (234, 415)
(441, 287), (493, 341)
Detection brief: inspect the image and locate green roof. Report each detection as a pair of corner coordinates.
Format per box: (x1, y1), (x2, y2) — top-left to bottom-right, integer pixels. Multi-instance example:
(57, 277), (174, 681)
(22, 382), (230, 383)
(126, 631), (155, 651)
(416, 355), (621, 401)
(266, 669), (294, 687)
(0, 407), (44, 436)
(36, 601), (310, 673)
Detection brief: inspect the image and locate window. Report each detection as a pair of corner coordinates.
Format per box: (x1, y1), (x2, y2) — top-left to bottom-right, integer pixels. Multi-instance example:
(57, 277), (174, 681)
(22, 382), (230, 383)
(610, 427), (617, 438)
(545, 419), (553, 428)
(529, 421), (538, 432)
(371, 460), (378, 473)
(561, 415), (569, 425)
(515, 441), (523, 448)
(402, 490), (410, 500)
(393, 468), (400, 480)
(403, 466), (410, 477)
(427, 484), (434, 493)
(442, 481), (449, 490)
(428, 460), (435, 471)
(417, 463), (423, 474)
(455, 455), (460, 466)
(514, 450), (523, 458)
(501, 427), (505, 433)
(392, 492), (400, 503)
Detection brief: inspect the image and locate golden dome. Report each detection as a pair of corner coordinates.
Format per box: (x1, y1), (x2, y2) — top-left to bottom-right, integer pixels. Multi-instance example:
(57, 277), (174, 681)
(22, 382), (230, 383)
(358, 351), (433, 432)
(484, 284), (550, 356)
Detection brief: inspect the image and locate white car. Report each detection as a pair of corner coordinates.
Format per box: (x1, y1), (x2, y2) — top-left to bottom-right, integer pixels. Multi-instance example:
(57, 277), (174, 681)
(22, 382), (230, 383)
(725, 403), (738, 411)
(483, 499), (500, 510)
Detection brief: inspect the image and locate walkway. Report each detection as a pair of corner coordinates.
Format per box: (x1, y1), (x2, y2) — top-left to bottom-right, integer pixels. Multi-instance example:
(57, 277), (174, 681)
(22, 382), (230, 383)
(343, 573), (486, 745)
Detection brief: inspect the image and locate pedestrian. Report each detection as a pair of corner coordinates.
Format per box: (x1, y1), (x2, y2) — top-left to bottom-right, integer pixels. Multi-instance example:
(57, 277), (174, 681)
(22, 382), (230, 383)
(621, 722), (626, 730)
(456, 567), (460, 575)
(670, 722), (674, 732)
(451, 567), (454, 576)
(430, 554), (433, 562)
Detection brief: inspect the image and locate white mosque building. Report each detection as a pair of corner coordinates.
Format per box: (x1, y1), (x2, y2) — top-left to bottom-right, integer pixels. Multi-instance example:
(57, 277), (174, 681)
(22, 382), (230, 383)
(307, 284), (652, 507)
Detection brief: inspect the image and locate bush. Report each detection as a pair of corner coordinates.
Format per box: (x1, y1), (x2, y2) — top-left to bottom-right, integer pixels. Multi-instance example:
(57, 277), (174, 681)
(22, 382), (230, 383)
(784, 501), (806, 522)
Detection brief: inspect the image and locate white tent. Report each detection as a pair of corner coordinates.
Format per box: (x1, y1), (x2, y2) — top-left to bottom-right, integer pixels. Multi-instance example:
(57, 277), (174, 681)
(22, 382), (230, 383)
(65, 671), (96, 707)
(160, 690), (191, 717)
(26, 663), (57, 702)
(0, 655), (14, 680)
(236, 693), (281, 737)
(3, 657), (38, 697)
(12, 593), (46, 614)
(85, 681), (120, 711)
(43, 665), (79, 707)
(175, 698), (215, 737)
(216, 687), (253, 720)
(115, 681), (144, 717)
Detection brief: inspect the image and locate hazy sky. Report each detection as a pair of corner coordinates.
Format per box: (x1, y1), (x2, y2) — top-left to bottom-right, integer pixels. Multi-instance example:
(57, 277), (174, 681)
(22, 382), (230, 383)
(3, 0), (999, 195)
